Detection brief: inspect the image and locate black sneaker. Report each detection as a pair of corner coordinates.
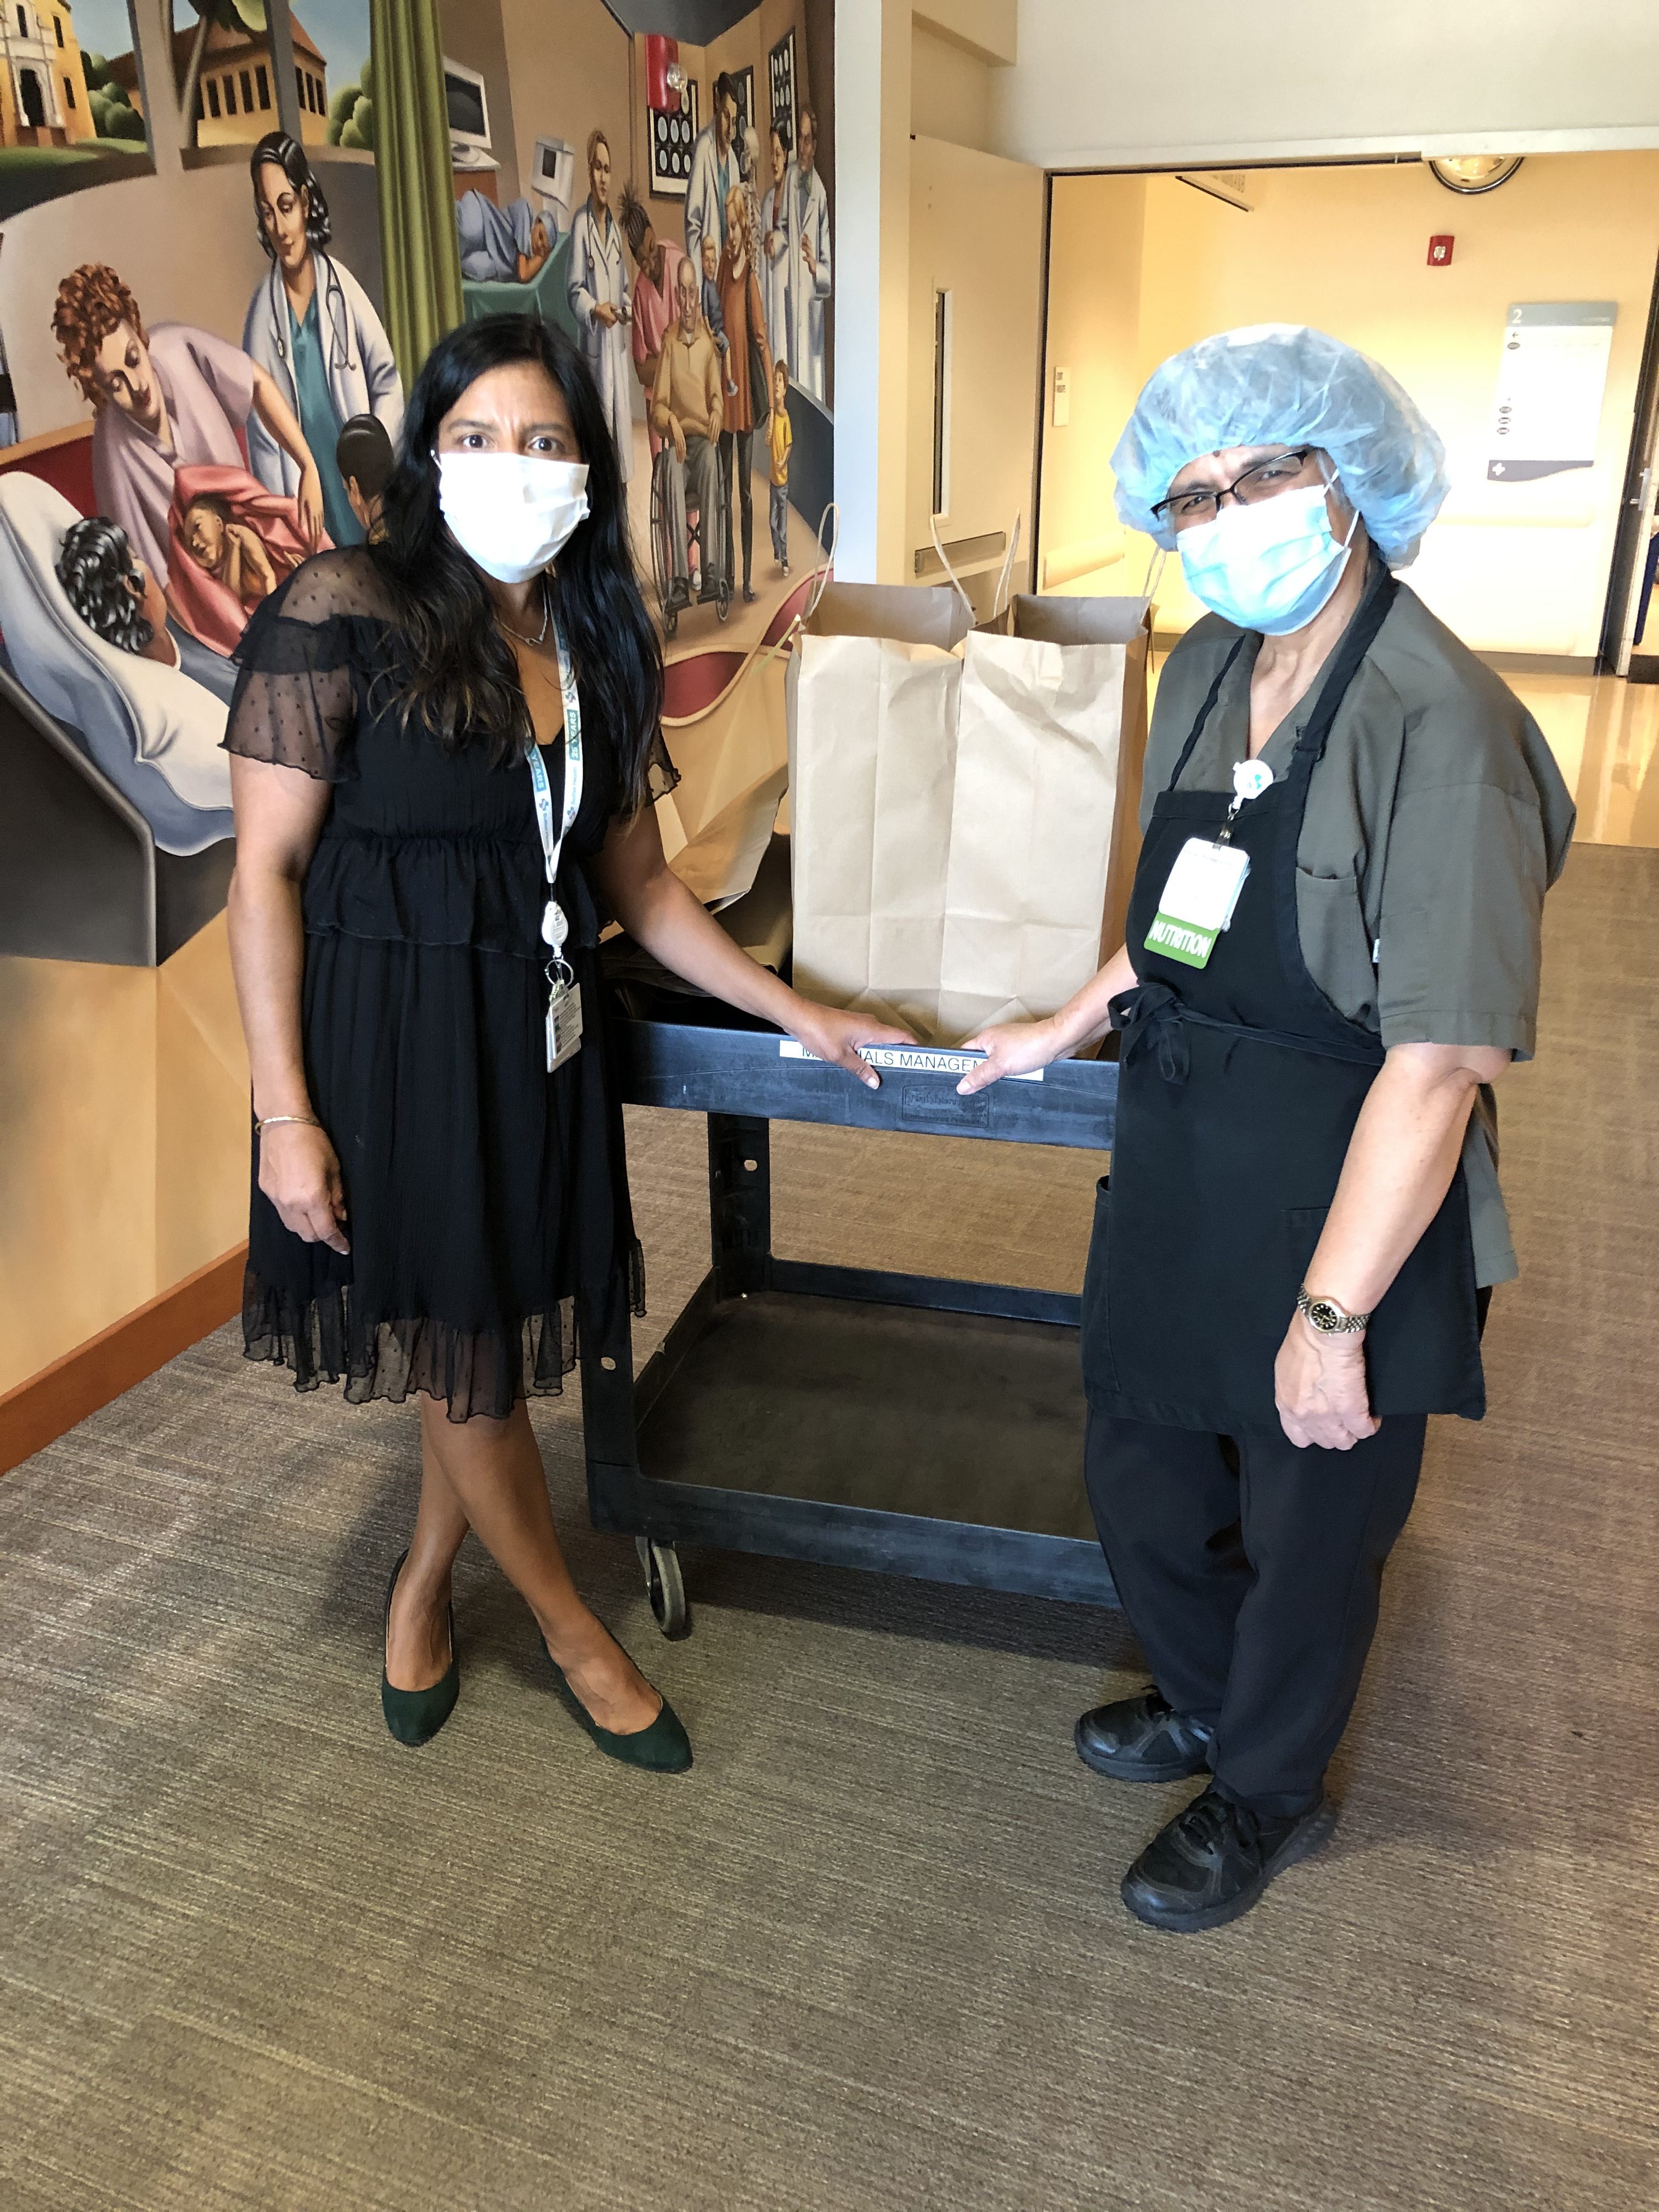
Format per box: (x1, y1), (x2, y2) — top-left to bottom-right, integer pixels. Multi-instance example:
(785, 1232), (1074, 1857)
(1120, 1782), (1337, 1934)
(1074, 1688), (1212, 1782)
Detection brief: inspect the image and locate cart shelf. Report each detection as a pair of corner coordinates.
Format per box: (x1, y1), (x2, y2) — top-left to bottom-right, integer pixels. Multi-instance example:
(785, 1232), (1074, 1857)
(582, 1013), (1120, 1633)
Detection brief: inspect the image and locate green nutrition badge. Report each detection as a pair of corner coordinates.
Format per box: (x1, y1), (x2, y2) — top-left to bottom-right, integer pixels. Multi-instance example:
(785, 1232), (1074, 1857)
(1146, 757), (1275, 969)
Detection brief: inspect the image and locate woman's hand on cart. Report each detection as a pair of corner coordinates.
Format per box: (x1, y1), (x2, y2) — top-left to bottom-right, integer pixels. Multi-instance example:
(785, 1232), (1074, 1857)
(955, 1017), (1063, 1095)
(788, 1001), (916, 1090)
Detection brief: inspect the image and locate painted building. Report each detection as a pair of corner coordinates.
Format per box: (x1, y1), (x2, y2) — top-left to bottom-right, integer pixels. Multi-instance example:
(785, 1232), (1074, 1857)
(108, 12), (330, 150)
(0, 1), (95, 148)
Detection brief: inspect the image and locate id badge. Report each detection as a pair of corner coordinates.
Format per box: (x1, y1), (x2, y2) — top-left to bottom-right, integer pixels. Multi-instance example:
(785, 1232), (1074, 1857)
(546, 980), (584, 1072)
(1146, 838), (1251, 969)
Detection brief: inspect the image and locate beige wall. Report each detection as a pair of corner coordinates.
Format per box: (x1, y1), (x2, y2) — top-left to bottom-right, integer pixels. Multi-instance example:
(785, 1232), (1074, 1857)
(1040, 155), (1659, 655)
(1035, 171), (1145, 596)
(910, 23), (992, 154)
(0, 918), (248, 1395)
(906, 133), (1043, 605)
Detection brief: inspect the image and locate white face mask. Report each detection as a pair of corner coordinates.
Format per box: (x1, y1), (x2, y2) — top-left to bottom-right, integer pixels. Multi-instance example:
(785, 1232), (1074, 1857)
(1176, 481), (1358, 636)
(436, 453), (590, 583)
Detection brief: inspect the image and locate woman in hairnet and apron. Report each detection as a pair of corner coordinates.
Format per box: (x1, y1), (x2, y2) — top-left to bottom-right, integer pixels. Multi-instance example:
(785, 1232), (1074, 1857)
(961, 326), (1575, 1933)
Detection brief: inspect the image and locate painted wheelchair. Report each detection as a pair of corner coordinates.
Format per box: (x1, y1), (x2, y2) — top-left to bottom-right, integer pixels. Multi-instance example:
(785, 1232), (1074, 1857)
(648, 438), (732, 641)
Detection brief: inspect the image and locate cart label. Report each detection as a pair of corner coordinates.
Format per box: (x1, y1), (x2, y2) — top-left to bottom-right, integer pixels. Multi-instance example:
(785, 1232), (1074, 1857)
(902, 1082), (989, 1128)
(778, 1041), (1043, 1082)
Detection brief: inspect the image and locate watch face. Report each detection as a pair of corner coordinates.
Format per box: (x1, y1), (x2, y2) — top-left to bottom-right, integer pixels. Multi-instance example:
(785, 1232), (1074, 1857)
(1307, 1300), (1342, 1332)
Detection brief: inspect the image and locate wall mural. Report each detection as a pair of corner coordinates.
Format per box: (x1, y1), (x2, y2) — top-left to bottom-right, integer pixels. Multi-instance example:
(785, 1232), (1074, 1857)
(0, 0), (832, 969)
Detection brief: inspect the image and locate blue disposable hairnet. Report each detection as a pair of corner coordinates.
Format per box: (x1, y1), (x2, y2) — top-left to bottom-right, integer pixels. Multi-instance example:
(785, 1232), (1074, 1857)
(1111, 324), (1450, 567)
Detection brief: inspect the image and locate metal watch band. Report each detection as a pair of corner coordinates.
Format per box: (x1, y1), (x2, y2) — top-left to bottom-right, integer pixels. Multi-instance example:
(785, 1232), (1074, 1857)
(1296, 1287), (1370, 1335)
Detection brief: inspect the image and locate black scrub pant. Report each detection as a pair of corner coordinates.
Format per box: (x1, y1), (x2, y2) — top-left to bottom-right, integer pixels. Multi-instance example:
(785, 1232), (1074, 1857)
(1084, 1408), (1428, 1818)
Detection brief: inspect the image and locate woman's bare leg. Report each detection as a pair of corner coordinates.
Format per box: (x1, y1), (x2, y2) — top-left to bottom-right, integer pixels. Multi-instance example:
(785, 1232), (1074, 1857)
(384, 1435), (470, 1692)
(412, 1393), (662, 1734)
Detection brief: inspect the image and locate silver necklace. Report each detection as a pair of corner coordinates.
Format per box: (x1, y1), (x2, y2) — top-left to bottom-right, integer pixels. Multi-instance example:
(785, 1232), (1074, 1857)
(496, 579), (551, 649)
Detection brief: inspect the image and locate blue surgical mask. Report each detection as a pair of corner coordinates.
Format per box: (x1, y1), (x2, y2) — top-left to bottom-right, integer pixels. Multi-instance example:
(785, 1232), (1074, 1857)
(1176, 483), (1359, 636)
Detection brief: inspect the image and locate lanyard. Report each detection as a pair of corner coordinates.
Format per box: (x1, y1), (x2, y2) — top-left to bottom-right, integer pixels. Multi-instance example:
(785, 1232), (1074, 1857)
(524, 617), (584, 967)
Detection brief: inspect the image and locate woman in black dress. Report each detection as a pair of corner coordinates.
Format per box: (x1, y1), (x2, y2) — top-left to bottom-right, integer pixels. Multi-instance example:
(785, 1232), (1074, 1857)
(224, 314), (902, 1766)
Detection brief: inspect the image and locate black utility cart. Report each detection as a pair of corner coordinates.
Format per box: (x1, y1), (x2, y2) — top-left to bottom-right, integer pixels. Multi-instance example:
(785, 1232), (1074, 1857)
(581, 1002), (1120, 1635)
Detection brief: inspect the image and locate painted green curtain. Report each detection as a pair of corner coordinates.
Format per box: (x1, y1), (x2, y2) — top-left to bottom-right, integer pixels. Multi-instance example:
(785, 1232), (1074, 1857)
(369, 0), (464, 385)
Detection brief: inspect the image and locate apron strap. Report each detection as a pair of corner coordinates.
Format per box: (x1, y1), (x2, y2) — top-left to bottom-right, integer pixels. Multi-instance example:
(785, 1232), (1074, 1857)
(1165, 560), (1400, 798)
(1166, 636), (1246, 789)
(1288, 562), (1399, 772)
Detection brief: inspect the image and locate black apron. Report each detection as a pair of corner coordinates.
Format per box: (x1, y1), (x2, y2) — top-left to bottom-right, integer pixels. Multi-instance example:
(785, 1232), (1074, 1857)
(1081, 568), (1485, 1431)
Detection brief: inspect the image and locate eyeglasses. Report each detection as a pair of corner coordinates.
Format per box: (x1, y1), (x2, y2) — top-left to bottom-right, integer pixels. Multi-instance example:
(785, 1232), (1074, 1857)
(1150, 447), (1321, 530)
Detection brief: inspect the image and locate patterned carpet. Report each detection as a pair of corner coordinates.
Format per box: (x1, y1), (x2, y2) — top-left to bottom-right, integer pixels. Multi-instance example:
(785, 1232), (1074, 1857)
(1, 844), (1654, 2211)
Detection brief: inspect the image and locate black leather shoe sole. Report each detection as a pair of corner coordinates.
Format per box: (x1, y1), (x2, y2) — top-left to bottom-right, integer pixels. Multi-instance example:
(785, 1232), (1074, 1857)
(1074, 1712), (1211, 1783)
(1121, 1798), (1339, 1934)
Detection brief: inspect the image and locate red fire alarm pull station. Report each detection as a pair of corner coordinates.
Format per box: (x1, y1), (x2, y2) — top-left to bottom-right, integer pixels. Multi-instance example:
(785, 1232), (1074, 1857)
(1428, 234), (1454, 267)
(645, 34), (680, 110)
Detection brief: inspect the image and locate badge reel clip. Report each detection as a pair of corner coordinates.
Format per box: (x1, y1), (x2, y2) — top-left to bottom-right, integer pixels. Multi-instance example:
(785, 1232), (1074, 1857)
(544, 895), (583, 1074)
(1145, 757), (1275, 972)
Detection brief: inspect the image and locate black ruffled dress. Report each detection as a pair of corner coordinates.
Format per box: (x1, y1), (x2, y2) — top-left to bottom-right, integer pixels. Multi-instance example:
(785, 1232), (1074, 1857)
(223, 548), (676, 1423)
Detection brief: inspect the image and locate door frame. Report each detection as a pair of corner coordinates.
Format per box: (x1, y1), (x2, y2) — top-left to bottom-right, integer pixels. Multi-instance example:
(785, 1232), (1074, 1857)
(1598, 247), (1659, 675)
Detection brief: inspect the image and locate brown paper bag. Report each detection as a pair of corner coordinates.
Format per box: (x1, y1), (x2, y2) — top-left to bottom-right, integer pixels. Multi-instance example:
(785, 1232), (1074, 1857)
(786, 583), (972, 1035)
(940, 595), (1150, 1034)
(788, 582), (1148, 1044)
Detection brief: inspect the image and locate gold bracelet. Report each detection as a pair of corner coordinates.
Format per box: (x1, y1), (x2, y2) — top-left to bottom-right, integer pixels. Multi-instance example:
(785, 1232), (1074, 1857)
(255, 1114), (321, 1136)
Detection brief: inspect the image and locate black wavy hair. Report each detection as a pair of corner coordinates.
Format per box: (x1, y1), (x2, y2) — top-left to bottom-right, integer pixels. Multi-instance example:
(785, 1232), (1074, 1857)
(57, 516), (152, 652)
(251, 131), (332, 259)
(374, 313), (664, 809)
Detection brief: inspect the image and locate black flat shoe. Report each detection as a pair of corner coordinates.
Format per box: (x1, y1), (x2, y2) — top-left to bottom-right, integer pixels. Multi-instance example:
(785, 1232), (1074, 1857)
(1075, 1687), (1213, 1782)
(1120, 1782), (1337, 1933)
(381, 1551), (459, 1749)
(542, 1638), (691, 1773)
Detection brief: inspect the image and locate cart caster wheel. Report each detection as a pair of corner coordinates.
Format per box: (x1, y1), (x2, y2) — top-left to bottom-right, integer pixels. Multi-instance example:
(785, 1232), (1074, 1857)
(635, 1536), (689, 1638)
(716, 582), (732, 623)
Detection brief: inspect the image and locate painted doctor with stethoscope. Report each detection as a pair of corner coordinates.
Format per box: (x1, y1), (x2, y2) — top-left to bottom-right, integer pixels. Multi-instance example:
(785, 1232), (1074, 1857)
(241, 131), (403, 548)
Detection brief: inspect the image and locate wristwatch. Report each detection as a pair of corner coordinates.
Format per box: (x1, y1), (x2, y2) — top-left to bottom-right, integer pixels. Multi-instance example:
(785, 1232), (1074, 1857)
(1296, 1287), (1370, 1336)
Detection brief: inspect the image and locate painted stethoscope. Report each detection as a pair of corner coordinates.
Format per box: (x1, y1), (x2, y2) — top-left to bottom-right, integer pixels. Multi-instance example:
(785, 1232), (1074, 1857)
(261, 253), (358, 381)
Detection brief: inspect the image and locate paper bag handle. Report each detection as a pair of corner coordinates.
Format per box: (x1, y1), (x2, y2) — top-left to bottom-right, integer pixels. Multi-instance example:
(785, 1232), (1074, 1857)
(929, 512), (1023, 627)
(991, 514), (1022, 625)
(928, 512), (976, 624)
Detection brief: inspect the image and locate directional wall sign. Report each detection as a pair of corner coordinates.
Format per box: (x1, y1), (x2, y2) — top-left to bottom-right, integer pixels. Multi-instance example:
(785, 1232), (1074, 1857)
(1488, 302), (1618, 483)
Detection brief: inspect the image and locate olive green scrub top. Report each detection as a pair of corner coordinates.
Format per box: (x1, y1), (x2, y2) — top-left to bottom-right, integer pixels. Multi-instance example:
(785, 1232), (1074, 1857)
(1141, 580), (1577, 1286)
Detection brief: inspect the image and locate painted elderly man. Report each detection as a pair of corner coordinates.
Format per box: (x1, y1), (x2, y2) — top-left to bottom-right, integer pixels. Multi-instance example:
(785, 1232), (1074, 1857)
(650, 254), (724, 612)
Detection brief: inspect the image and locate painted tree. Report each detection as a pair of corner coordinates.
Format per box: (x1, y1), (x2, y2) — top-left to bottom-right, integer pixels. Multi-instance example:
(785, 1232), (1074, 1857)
(326, 53), (374, 151)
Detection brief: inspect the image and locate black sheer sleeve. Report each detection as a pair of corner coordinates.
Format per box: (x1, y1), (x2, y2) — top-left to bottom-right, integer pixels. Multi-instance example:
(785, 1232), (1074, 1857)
(223, 549), (395, 784)
(645, 725), (681, 805)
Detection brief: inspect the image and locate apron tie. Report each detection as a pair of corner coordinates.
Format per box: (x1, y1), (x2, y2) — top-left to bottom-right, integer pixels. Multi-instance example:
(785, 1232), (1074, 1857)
(1113, 983), (1190, 1085)
(1113, 981), (1390, 1086)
